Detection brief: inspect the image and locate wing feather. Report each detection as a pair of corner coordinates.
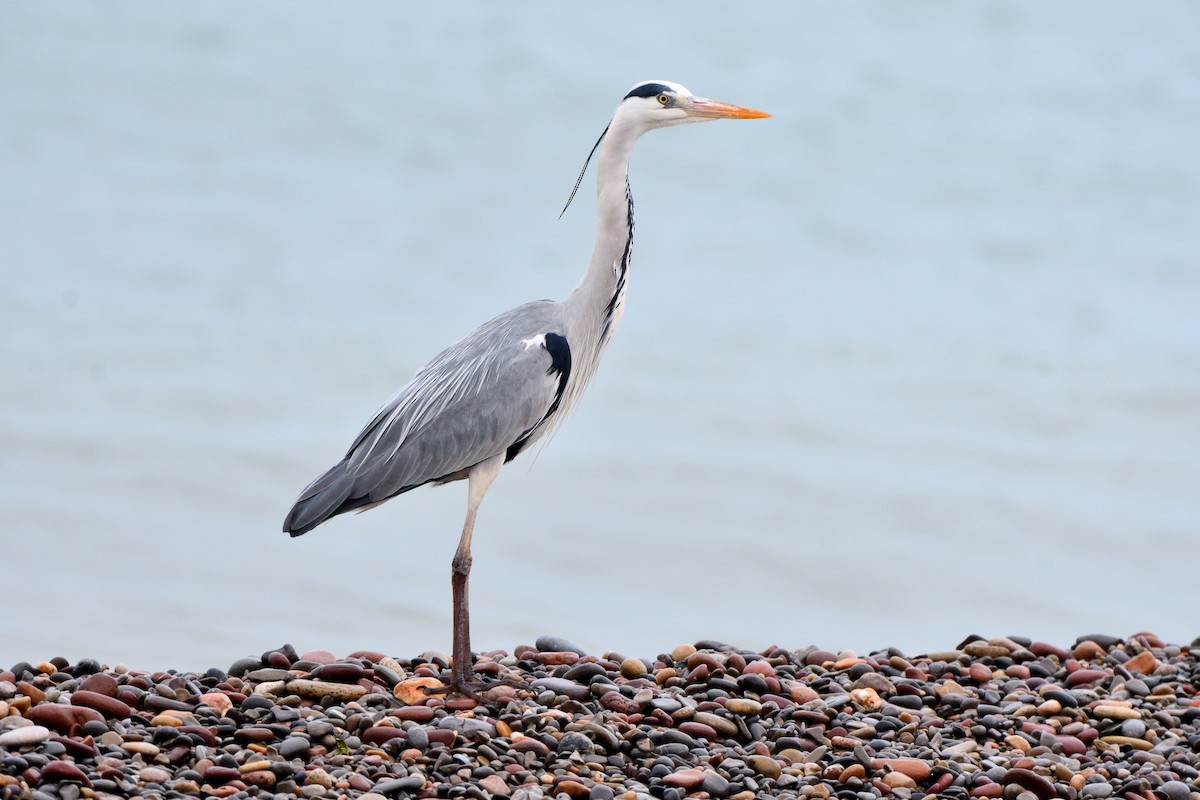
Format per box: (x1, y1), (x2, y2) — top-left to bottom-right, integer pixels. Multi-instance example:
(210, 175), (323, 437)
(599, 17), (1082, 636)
(283, 301), (568, 535)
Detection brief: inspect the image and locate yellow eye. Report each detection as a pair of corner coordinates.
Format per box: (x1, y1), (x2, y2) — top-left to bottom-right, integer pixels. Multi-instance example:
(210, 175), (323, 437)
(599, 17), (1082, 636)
(657, 93), (670, 106)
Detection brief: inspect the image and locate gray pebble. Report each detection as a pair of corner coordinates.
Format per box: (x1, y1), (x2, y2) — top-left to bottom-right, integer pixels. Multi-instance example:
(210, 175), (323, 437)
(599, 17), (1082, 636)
(534, 635), (586, 655)
(375, 776), (425, 795)
(278, 735), (310, 760)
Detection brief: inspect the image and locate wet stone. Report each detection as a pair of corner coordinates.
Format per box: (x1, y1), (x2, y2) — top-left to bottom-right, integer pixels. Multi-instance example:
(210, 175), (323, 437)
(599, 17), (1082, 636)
(535, 635), (585, 656)
(1, 639), (1197, 800)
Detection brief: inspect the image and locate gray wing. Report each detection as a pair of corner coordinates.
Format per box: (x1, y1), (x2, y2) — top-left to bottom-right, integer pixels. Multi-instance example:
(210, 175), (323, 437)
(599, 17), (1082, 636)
(283, 301), (571, 536)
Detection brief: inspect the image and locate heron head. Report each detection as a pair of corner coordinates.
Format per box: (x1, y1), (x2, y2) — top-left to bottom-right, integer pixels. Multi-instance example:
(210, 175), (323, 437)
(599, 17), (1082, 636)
(559, 81), (769, 217)
(617, 80), (771, 130)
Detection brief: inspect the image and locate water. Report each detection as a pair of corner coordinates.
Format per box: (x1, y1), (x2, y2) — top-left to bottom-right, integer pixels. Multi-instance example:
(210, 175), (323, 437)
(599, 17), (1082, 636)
(2, 3), (1198, 672)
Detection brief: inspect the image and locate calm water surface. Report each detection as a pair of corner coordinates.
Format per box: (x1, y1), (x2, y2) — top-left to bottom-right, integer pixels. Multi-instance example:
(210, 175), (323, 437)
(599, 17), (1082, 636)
(2, 3), (1198, 670)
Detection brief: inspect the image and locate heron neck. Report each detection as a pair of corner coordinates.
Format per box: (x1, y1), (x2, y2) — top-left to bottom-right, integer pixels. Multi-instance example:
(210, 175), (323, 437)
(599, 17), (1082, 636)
(563, 120), (641, 348)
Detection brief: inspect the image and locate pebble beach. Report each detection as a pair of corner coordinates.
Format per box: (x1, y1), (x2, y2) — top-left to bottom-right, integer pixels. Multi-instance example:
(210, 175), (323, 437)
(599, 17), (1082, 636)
(1, 634), (1198, 800)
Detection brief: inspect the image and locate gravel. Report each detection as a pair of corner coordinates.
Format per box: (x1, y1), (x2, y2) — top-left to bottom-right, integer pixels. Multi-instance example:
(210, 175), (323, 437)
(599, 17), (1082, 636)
(2, 633), (1199, 799)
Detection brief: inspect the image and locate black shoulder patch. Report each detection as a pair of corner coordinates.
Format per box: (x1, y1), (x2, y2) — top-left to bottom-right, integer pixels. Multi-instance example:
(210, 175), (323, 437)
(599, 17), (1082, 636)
(505, 332), (573, 464)
(624, 82), (672, 100)
(542, 332), (571, 381)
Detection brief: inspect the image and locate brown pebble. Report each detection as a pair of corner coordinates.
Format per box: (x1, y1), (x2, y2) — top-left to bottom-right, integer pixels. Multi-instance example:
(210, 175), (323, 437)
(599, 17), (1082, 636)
(394, 677), (442, 705)
(138, 766), (171, 783)
(663, 768), (705, 788)
(40, 760), (91, 787)
(743, 660), (777, 677)
(537, 651), (580, 666)
(234, 726), (278, 743)
(620, 658), (647, 678)
(598, 691), (638, 714)
(1091, 704), (1140, 720)
(510, 736), (547, 757)
(363, 726), (407, 744)
(1073, 640), (1106, 660)
(850, 687), (882, 711)
(693, 711), (738, 738)
(963, 642), (1010, 658)
(199, 692), (233, 716)
(789, 683), (819, 704)
(243, 770), (277, 789)
(1098, 735), (1153, 750)
(78, 673), (119, 697)
(427, 728), (456, 747)
(725, 698), (763, 715)
(25, 703), (105, 731)
(392, 705), (436, 722)
(445, 695), (478, 711)
(882, 771), (916, 789)
(968, 663), (992, 682)
(478, 774), (511, 796)
(71, 689), (131, 718)
(839, 764), (867, 783)
(121, 741), (161, 757)
(149, 713), (184, 727)
(872, 758), (931, 781)
(671, 644), (697, 662)
(1125, 651), (1158, 674)
(555, 779), (590, 798)
(679, 721), (718, 740)
(1004, 768), (1056, 800)
(1066, 668), (1107, 686)
(312, 662), (366, 682)
(286, 678), (366, 701)
(746, 755), (782, 779)
(204, 765), (241, 783)
(301, 649), (338, 664)
(17, 682), (46, 704)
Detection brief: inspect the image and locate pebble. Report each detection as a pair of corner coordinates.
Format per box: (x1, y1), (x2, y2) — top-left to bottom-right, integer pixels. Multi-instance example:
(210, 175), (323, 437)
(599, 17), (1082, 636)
(0, 636), (1195, 800)
(0, 726), (51, 747)
(534, 635), (585, 655)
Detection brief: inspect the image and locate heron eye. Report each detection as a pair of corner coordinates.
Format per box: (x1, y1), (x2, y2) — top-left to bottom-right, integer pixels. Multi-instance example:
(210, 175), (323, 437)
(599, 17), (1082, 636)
(657, 93), (670, 106)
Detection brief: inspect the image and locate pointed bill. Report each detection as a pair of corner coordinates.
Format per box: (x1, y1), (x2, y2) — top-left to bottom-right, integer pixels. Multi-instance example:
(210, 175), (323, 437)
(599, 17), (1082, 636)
(683, 96), (771, 119)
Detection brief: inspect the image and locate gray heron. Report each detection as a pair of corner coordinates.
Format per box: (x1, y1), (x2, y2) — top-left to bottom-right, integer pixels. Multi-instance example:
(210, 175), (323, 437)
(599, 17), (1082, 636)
(283, 80), (769, 695)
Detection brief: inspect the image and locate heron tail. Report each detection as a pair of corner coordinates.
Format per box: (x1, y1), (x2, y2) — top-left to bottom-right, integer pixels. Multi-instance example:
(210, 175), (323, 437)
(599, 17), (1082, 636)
(282, 458), (359, 537)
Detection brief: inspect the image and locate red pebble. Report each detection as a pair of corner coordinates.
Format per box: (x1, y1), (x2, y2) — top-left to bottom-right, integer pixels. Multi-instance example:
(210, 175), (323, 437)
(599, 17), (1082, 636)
(391, 706), (435, 723)
(931, 773), (954, 793)
(537, 651), (579, 666)
(1029, 642), (1071, 660)
(39, 761), (91, 787)
(311, 663), (365, 683)
(678, 721), (718, 741)
(445, 696), (477, 711)
(78, 673), (119, 697)
(1057, 735), (1086, 755)
(599, 691), (639, 714)
(970, 783), (1004, 798)
(70, 690), (131, 718)
(1066, 669), (1108, 687)
(663, 769), (704, 788)
(203, 766), (241, 783)
(25, 703), (104, 732)
(426, 729), (456, 746)
(362, 726), (407, 744)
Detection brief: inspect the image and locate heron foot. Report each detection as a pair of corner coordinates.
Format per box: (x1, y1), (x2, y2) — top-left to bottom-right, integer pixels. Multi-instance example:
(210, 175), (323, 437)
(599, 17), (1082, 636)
(423, 674), (529, 701)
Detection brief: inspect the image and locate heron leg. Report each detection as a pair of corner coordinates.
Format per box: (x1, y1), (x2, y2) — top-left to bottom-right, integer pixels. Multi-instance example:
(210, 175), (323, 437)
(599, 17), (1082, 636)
(448, 453), (504, 691)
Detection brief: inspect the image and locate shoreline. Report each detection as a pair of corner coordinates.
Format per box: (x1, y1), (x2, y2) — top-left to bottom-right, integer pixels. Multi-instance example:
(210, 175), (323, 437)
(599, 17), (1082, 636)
(1, 634), (1198, 799)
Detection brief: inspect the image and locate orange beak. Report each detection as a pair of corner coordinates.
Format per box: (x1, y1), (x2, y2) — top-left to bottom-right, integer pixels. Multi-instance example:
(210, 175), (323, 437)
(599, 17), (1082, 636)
(684, 96), (771, 120)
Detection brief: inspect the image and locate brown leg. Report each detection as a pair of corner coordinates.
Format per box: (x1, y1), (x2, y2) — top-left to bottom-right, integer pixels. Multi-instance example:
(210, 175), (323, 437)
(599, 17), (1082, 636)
(446, 454), (503, 694)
